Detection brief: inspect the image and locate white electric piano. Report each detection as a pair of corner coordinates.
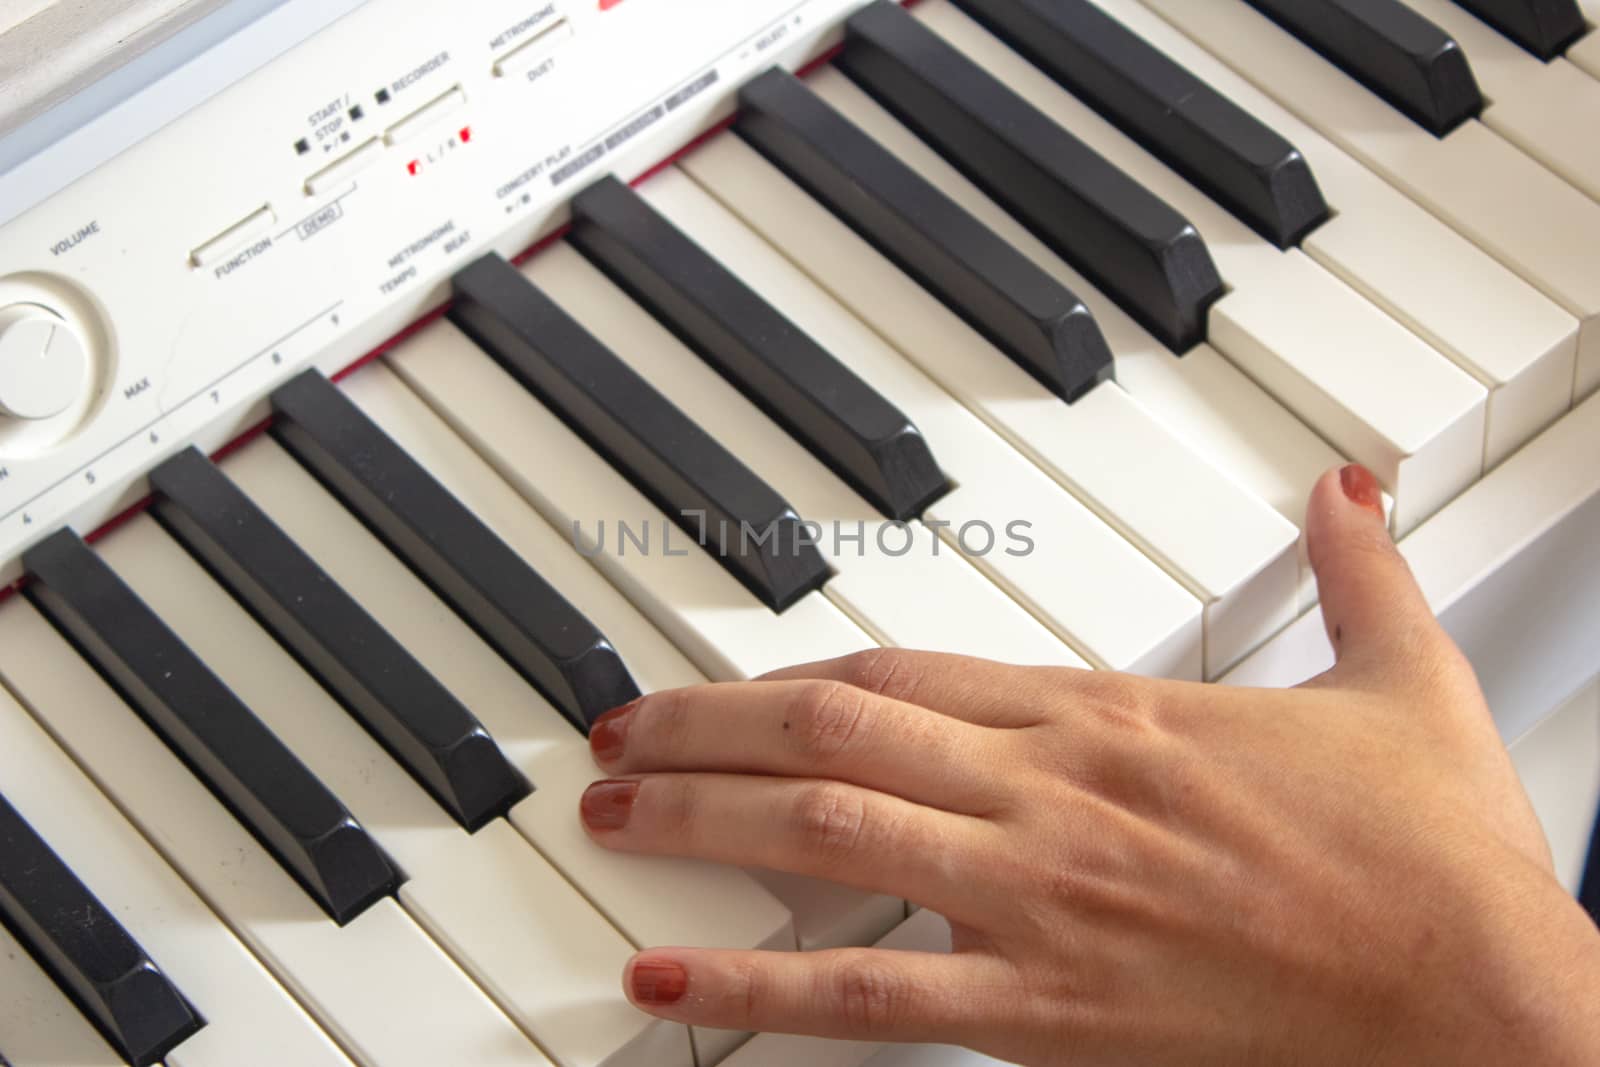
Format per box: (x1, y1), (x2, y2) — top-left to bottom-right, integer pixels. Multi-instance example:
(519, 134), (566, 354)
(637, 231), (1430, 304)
(0, 0), (1597, 1064)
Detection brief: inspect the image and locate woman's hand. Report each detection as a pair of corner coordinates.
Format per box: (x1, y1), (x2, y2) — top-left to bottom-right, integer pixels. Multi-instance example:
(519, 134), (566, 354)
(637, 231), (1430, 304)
(579, 466), (1600, 1066)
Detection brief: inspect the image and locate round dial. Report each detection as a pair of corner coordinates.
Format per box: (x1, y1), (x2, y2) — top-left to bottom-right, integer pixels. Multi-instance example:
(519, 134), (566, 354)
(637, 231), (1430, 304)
(0, 303), (90, 420)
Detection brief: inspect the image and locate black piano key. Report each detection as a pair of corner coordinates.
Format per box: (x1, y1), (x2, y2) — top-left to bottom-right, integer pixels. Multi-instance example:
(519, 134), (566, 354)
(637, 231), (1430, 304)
(268, 370), (641, 731)
(1243, 0), (1484, 137)
(836, 0), (1224, 353)
(0, 793), (202, 1067)
(734, 68), (1116, 402)
(1450, 0), (1586, 61)
(570, 174), (951, 519)
(1580, 798), (1600, 923)
(149, 447), (530, 832)
(949, 0), (1330, 250)
(449, 253), (833, 613)
(22, 529), (399, 926)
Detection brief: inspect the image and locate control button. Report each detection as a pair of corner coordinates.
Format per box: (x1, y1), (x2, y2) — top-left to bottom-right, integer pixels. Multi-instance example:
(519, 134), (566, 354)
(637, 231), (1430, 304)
(493, 20), (572, 78)
(304, 137), (383, 196)
(190, 205), (277, 268)
(0, 304), (89, 420)
(383, 86), (467, 145)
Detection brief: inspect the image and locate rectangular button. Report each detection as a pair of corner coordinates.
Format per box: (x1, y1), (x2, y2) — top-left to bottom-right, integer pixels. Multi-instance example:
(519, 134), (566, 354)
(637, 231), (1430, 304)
(190, 205), (275, 267)
(304, 138), (383, 196)
(384, 86), (468, 145)
(494, 19), (572, 78)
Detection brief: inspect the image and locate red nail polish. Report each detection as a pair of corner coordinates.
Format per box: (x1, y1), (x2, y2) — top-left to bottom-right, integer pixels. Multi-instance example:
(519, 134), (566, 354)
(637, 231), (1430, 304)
(1338, 464), (1385, 521)
(581, 780), (639, 831)
(590, 700), (638, 764)
(631, 958), (688, 1005)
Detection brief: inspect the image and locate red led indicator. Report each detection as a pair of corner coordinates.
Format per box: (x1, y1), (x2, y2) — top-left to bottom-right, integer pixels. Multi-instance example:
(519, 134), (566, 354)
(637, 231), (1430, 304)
(599, 0), (625, 8)
(459, 126), (472, 143)
(407, 160), (420, 176)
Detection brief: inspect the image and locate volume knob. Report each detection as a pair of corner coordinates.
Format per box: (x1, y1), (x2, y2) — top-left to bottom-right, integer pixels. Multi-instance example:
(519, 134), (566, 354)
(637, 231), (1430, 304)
(0, 303), (89, 420)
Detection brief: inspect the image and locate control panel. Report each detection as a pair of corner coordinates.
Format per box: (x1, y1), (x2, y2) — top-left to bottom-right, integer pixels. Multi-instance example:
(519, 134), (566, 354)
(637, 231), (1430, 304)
(0, 0), (870, 580)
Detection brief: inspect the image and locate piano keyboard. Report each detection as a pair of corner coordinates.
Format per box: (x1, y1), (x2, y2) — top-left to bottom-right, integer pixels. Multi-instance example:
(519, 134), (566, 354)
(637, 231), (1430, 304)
(0, 0), (1598, 1064)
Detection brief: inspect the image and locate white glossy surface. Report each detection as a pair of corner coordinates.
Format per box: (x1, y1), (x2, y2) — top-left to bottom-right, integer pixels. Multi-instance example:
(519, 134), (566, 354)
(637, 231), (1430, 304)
(1572, 29), (1600, 80)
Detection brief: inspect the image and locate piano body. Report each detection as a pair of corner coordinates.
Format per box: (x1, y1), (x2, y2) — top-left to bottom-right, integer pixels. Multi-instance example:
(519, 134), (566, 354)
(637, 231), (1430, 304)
(0, 0), (1596, 1064)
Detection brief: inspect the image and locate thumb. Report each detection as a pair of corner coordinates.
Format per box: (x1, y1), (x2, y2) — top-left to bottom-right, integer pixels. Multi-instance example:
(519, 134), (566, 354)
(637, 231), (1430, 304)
(1305, 465), (1451, 690)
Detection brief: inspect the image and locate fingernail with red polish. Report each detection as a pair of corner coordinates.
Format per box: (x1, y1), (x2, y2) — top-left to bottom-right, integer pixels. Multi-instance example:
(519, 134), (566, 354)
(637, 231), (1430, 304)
(590, 700), (638, 764)
(581, 779), (639, 831)
(631, 958), (689, 1006)
(1339, 464), (1385, 521)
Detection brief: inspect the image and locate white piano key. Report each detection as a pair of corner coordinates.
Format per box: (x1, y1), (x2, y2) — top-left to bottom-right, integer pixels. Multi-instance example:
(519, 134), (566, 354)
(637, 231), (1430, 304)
(801, 67), (1345, 552)
(375, 324), (874, 683)
(523, 238), (1089, 670)
(679, 133), (1300, 677)
(3, 523), (557, 1067)
(1088, 0), (1579, 472)
(717, 909), (956, 1067)
(630, 168), (1204, 679)
(289, 369), (828, 1063)
(1136, 0), (1600, 404)
(0, 912), (127, 1067)
(227, 434), (833, 1027)
(0, 622), (354, 1067)
(918, 0), (1488, 537)
(1571, 27), (1600, 80)
(116, 472), (686, 1067)
(1407, 0), (1600, 205)
(744, 869), (909, 952)
(398, 824), (691, 1067)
